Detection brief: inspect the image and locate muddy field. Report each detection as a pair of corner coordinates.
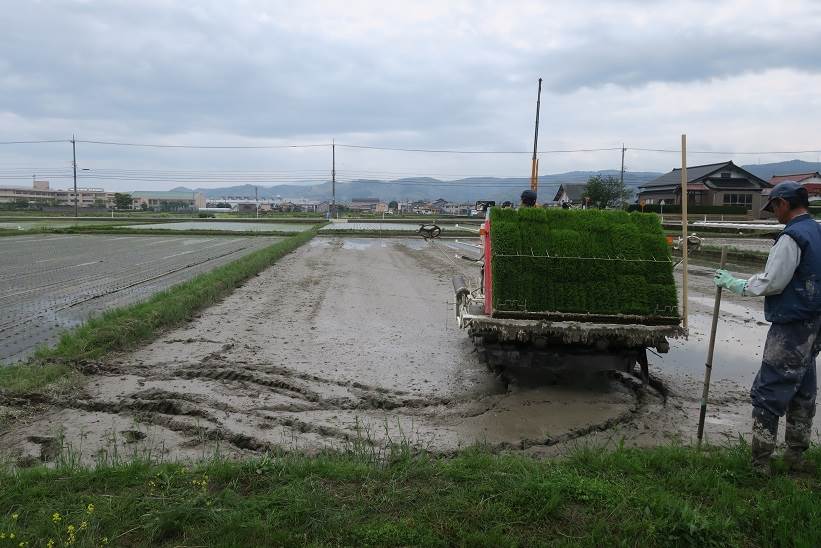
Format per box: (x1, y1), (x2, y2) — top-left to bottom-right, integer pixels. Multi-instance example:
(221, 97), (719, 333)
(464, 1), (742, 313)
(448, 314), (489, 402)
(1, 236), (818, 465)
(129, 222), (315, 232)
(0, 234), (282, 363)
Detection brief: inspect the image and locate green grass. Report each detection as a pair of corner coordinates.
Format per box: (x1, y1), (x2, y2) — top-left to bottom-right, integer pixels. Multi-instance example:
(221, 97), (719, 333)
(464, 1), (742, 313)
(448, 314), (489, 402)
(50, 226), (306, 237)
(490, 208), (678, 318)
(0, 364), (77, 395)
(0, 444), (818, 546)
(0, 221), (325, 238)
(0, 230), (316, 395)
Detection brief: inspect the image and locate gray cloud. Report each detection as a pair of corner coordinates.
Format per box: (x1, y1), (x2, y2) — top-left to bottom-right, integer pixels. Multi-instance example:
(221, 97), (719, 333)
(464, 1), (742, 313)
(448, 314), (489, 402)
(1, 0), (820, 191)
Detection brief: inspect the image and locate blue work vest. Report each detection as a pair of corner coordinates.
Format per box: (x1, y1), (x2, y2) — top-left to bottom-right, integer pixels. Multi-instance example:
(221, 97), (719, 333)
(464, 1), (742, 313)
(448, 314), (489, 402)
(765, 214), (821, 323)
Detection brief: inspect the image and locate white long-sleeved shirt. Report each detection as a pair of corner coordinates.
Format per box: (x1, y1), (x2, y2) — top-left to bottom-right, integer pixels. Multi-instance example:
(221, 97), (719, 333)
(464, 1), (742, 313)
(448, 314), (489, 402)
(743, 234), (801, 297)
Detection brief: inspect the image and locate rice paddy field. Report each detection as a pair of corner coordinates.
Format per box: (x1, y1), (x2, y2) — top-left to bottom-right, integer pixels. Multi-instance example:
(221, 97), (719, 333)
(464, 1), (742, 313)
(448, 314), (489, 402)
(122, 221), (316, 232)
(320, 222), (463, 232)
(0, 233), (283, 363)
(0, 220), (140, 230)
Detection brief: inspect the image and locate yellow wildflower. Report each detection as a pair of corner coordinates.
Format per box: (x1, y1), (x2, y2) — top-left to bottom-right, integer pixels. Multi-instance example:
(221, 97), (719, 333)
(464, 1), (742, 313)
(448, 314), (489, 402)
(1, 533), (6, 539)
(11, 513), (18, 520)
(101, 536), (109, 545)
(47, 539), (55, 548)
(86, 503), (95, 515)
(67, 525), (76, 534)
(52, 513), (62, 523)
(80, 521), (88, 530)
(10, 532), (15, 539)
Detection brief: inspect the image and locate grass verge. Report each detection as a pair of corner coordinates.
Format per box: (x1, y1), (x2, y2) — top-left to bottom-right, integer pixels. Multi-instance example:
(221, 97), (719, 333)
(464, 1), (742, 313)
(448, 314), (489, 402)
(0, 229), (316, 395)
(51, 227), (307, 237)
(0, 444), (818, 546)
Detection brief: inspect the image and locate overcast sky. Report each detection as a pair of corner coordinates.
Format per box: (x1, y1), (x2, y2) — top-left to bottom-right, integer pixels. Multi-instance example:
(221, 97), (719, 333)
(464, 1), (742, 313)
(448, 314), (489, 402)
(2, 0), (821, 191)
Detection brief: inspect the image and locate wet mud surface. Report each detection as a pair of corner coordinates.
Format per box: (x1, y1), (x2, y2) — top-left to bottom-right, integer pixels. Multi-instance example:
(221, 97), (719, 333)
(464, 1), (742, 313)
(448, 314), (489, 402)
(1, 237), (818, 465)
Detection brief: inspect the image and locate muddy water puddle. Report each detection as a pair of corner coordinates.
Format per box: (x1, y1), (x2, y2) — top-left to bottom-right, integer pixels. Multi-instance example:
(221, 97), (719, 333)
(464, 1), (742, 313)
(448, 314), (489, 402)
(659, 308), (767, 384)
(2, 237), (818, 465)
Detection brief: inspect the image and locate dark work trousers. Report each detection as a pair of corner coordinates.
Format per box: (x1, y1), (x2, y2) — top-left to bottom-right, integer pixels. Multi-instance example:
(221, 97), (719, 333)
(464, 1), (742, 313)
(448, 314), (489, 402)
(750, 317), (820, 463)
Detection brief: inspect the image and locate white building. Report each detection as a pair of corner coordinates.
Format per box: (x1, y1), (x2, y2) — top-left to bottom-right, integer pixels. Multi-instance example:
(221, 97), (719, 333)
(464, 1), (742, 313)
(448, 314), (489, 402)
(0, 180), (114, 208)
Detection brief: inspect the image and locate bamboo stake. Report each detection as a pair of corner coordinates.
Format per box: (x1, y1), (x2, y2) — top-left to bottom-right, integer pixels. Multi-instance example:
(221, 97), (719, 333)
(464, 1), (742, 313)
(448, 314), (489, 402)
(681, 134), (688, 331)
(697, 246), (727, 449)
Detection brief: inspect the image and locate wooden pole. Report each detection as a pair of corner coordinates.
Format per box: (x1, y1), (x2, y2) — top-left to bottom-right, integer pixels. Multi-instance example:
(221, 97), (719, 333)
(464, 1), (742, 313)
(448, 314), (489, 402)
(530, 78), (542, 193)
(681, 134), (688, 331)
(697, 247), (727, 448)
(72, 135), (78, 218)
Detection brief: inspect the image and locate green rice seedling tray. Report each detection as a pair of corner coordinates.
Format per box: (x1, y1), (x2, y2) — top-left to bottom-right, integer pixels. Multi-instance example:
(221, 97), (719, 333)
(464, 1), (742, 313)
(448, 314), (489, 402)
(489, 207), (679, 324)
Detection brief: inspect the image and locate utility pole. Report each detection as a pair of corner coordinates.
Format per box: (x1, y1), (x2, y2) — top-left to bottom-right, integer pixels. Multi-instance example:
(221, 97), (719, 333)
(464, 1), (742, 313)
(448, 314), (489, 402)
(620, 144), (625, 186)
(530, 78), (543, 194)
(72, 134), (78, 217)
(255, 185), (259, 218)
(681, 134), (689, 331)
(331, 140), (336, 218)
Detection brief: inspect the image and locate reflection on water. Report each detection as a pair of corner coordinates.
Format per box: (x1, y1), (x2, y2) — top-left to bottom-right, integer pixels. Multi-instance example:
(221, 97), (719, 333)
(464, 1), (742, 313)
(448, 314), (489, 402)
(341, 239), (374, 250)
(655, 309), (767, 384)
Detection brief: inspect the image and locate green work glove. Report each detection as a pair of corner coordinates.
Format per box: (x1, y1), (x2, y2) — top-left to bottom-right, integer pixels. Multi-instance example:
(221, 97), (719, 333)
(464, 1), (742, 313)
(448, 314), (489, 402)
(714, 269), (746, 295)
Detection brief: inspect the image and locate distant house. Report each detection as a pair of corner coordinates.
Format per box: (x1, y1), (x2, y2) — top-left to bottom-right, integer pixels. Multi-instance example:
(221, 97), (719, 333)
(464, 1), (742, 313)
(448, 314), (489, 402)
(236, 203), (258, 213)
(349, 197), (381, 212)
(769, 172), (821, 185)
(429, 198), (449, 214)
(442, 202), (472, 216)
(637, 161), (770, 215)
(770, 172), (821, 201)
(131, 190), (206, 211)
(553, 183), (587, 205)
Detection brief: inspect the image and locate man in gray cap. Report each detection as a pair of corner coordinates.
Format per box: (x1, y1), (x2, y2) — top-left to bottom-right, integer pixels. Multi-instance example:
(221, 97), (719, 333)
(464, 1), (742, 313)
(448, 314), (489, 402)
(714, 181), (819, 475)
(520, 189), (537, 208)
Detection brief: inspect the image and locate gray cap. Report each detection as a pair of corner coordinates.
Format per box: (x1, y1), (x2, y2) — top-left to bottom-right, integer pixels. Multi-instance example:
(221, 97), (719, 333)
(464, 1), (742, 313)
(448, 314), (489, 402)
(761, 180), (804, 212)
(520, 189), (537, 206)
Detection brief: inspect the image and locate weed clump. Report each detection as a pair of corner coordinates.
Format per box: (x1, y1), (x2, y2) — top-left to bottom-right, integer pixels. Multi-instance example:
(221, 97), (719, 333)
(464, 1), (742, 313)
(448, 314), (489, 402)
(490, 208), (677, 320)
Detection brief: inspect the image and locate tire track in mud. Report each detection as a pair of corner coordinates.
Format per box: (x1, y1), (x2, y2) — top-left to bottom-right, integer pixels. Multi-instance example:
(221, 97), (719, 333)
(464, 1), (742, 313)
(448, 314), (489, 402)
(2, 363), (658, 458)
(31, 364), (657, 455)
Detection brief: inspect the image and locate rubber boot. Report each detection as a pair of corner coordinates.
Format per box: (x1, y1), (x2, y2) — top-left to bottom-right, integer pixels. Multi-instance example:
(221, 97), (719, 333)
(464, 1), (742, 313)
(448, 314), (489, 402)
(784, 407), (816, 475)
(751, 407), (778, 477)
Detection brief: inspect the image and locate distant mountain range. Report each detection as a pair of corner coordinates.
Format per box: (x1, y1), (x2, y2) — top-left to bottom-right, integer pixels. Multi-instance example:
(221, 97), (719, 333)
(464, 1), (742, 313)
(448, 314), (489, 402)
(740, 159), (821, 181)
(170, 160), (821, 204)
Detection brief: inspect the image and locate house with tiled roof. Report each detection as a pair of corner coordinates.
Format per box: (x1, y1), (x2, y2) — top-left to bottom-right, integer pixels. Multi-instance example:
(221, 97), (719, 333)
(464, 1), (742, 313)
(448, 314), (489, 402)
(553, 183), (587, 205)
(769, 172), (821, 201)
(637, 161), (770, 215)
(769, 172), (821, 185)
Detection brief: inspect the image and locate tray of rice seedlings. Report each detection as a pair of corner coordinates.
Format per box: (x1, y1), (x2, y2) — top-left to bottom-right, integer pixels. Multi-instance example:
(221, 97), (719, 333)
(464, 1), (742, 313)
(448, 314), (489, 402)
(489, 207), (679, 325)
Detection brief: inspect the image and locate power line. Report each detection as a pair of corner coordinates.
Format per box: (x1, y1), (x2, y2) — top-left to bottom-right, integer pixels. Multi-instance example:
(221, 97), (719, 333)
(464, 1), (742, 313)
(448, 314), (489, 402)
(75, 139), (330, 149)
(335, 143), (622, 154)
(630, 147), (821, 155)
(3, 137), (821, 156)
(0, 139), (71, 145)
